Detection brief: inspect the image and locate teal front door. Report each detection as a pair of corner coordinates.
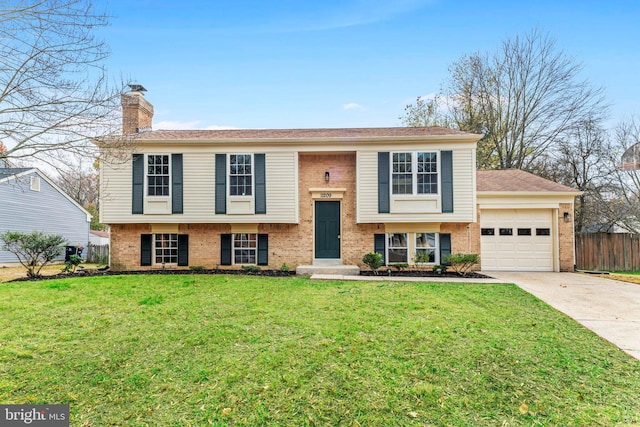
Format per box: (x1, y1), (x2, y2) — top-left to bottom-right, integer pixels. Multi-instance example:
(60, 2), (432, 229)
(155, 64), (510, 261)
(315, 201), (340, 259)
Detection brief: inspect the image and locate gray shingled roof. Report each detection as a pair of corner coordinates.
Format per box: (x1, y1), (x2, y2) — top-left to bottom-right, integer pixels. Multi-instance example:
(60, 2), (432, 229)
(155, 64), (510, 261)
(477, 169), (578, 193)
(0, 167), (33, 181)
(133, 126), (478, 141)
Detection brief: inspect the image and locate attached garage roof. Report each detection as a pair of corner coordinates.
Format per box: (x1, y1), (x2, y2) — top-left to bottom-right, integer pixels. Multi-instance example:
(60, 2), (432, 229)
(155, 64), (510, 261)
(477, 169), (578, 193)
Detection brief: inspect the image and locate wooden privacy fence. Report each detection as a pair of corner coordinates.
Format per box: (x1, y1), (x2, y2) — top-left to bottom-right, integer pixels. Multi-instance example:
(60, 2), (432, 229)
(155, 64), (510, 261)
(575, 232), (640, 271)
(86, 243), (109, 265)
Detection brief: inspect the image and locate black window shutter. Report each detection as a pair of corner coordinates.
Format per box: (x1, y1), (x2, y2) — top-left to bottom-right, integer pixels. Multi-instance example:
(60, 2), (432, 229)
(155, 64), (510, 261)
(378, 152), (390, 213)
(172, 154), (183, 214)
(132, 154), (144, 214)
(215, 154), (227, 214)
(257, 234), (268, 265)
(140, 234), (152, 266)
(441, 150), (453, 213)
(220, 234), (232, 265)
(255, 154), (266, 214)
(439, 233), (452, 265)
(177, 234), (189, 266)
(374, 233), (386, 264)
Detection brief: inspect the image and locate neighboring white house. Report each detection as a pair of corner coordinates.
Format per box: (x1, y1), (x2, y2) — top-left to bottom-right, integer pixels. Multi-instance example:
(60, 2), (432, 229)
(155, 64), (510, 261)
(0, 168), (92, 264)
(89, 230), (110, 245)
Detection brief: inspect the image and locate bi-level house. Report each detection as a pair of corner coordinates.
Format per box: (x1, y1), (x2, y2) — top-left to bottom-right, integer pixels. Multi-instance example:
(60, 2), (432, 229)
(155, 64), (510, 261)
(100, 89), (579, 272)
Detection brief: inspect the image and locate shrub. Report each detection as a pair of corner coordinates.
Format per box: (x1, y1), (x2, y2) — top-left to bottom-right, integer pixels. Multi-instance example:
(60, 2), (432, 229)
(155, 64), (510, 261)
(241, 265), (261, 272)
(432, 264), (448, 274)
(392, 263), (409, 271)
(62, 254), (84, 273)
(362, 252), (383, 275)
(279, 263), (290, 272)
(413, 252), (433, 269)
(189, 265), (205, 271)
(0, 231), (67, 278)
(444, 254), (479, 277)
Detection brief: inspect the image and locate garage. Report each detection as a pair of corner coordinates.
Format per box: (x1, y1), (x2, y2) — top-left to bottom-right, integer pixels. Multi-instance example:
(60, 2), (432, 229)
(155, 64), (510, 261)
(480, 209), (554, 271)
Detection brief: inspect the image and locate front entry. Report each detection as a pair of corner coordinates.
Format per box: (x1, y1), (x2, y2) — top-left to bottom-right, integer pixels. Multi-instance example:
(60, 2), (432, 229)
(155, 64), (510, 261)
(315, 201), (340, 259)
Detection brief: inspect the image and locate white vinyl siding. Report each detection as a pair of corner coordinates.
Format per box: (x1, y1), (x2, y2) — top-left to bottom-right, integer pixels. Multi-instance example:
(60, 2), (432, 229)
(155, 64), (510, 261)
(357, 147), (476, 223)
(100, 151), (297, 224)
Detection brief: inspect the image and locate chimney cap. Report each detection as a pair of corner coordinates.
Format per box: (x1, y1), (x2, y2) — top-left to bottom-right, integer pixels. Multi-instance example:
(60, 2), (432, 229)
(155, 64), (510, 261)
(128, 84), (147, 93)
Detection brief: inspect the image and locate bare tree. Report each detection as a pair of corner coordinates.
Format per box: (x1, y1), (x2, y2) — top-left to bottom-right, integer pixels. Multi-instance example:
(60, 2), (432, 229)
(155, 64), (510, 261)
(608, 117), (640, 233)
(0, 0), (127, 168)
(402, 29), (607, 171)
(54, 157), (99, 208)
(449, 29), (607, 170)
(52, 153), (106, 229)
(399, 95), (450, 128)
(536, 118), (616, 231)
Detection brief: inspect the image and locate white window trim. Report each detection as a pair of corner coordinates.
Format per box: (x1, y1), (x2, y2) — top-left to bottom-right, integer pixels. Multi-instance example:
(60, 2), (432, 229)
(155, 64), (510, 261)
(390, 151), (440, 197)
(145, 153), (172, 198)
(153, 233), (178, 266)
(387, 232), (409, 264)
(228, 153), (254, 199)
(415, 232), (439, 265)
(232, 233), (258, 265)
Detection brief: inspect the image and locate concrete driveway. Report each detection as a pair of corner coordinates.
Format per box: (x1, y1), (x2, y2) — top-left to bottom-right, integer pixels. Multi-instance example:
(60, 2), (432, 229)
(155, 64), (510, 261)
(485, 271), (640, 361)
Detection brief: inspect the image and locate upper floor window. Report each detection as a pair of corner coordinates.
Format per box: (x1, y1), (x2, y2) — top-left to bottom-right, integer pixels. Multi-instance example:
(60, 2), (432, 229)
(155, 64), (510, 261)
(229, 154), (252, 196)
(392, 152), (438, 195)
(147, 155), (170, 196)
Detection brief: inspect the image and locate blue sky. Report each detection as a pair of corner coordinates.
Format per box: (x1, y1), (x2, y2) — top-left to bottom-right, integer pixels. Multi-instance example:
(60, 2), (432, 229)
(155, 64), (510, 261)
(99, 0), (640, 130)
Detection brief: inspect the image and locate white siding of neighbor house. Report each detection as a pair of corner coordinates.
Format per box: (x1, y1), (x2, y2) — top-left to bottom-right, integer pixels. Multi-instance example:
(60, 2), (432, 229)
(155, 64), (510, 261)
(0, 171), (90, 263)
(356, 146), (477, 223)
(100, 150), (298, 224)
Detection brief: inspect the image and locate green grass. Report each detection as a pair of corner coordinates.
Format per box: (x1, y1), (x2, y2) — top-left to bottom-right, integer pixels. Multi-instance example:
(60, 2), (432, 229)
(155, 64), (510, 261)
(612, 271), (640, 276)
(1, 275), (639, 426)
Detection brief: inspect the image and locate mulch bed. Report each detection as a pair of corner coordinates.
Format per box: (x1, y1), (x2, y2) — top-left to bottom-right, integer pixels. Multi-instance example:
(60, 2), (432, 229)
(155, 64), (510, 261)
(359, 270), (489, 279)
(7, 267), (488, 282)
(6, 268), (295, 282)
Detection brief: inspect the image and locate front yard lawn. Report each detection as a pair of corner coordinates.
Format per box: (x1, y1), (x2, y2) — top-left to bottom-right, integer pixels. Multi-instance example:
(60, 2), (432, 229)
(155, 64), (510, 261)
(1, 275), (639, 426)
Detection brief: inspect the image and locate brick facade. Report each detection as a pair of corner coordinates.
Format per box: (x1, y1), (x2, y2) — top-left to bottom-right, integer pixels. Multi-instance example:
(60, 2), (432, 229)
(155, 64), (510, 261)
(108, 152), (473, 271)
(558, 202), (576, 272)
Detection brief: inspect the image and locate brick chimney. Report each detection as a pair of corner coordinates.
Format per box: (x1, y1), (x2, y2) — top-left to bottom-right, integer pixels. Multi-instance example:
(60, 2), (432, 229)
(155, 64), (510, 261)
(121, 84), (153, 134)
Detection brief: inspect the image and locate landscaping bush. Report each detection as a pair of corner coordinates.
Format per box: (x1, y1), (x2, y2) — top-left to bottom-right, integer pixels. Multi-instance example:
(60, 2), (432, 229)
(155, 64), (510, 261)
(362, 252), (383, 275)
(0, 231), (67, 278)
(62, 254), (84, 273)
(444, 253), (479, 277)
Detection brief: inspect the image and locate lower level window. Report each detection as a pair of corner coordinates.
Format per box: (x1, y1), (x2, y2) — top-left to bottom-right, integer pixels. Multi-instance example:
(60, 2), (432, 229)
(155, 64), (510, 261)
(415, 232), (436, 263)
(388, 233), (408, 263)
(155, 233), (178, 264)
(233, 233), (257, 264)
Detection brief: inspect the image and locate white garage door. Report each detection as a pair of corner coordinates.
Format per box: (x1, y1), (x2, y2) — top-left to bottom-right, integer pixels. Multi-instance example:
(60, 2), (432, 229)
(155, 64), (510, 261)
(480, 209), (554, 271)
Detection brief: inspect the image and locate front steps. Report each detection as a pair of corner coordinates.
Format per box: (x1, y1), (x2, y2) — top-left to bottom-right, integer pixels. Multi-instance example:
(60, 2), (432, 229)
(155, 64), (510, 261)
(296, 259), (360, 276)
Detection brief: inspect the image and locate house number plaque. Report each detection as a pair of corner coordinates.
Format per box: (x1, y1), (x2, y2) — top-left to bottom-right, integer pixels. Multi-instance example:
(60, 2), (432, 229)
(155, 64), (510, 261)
(309, 188), (346, 200)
